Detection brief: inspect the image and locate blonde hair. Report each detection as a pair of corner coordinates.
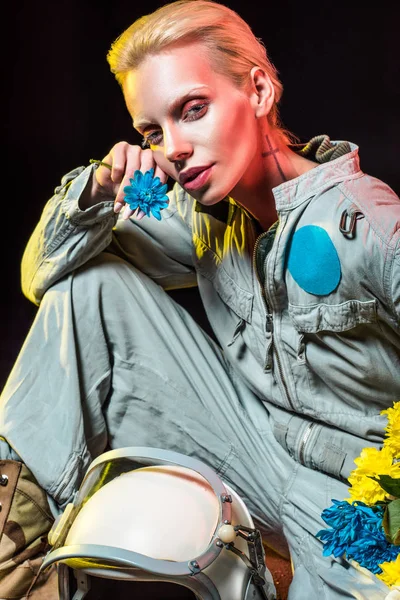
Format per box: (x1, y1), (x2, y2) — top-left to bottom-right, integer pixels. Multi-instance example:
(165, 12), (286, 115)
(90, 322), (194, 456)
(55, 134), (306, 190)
(107, 0), (291, 142)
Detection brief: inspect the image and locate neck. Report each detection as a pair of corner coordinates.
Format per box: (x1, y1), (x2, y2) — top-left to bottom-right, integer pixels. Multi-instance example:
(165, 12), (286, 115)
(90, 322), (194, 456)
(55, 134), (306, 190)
(231, 127), (317, 231)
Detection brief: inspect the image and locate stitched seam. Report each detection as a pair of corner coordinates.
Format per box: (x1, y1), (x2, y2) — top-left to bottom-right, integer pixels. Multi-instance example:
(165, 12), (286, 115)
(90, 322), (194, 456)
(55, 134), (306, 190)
(338, 180), (398, 249)
(47, 451), (86, 501)
(14, 489), (53, 525)
(278, 462), (299, 520)
(83, 370), (112, 405)
(384, 233), (400, 325)
(68, 212), (116, 227)
(26, 224), (114, 304)
(278, 171), (363, 212)
(193, 235), (253, 296)
(0, 463), (21, 542)
(288, 299), (377, 310)
(216, 443), (236, 477)
(297, 533), (326, 599)
(113, 352), (196, 400)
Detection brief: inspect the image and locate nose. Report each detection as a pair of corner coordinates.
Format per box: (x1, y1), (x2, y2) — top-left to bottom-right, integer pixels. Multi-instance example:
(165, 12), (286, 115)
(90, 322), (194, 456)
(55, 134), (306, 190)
(163, 125), (193, 163)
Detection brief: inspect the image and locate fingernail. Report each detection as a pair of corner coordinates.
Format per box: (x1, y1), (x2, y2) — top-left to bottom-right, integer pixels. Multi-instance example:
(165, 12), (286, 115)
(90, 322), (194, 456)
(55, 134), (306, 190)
(123, 205), (132, 220)
(114, 201), (124, 213)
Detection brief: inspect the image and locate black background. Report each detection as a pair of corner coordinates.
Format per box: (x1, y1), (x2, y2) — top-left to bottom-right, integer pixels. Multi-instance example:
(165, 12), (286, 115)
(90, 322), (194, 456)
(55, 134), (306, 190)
(2, 0), (400, 391)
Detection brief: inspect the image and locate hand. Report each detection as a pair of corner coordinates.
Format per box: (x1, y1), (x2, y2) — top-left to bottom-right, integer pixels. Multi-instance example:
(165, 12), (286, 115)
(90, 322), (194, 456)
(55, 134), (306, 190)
(93, 142), (169, 220)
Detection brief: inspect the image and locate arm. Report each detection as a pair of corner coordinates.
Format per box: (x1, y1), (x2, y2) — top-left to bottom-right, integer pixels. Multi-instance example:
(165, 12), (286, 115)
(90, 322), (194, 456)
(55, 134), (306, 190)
(21, 144), (196, 305)
(21, 164), (117, 305)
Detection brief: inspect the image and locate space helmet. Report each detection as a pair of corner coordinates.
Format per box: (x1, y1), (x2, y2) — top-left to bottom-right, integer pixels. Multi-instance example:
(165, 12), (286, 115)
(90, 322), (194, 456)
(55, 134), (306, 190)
(41, 447), (276, 599)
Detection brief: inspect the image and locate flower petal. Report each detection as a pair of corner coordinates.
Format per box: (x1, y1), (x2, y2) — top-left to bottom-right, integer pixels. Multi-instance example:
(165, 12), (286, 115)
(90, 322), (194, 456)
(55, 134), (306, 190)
(133, 170), (143, 184)
(152, 210), (162, 221)
(143, 169), (154, 187)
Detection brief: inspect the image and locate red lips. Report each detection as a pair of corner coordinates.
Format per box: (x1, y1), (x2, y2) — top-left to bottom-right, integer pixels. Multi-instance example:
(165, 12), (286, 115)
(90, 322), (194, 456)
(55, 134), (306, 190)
(178, 165), (213, 186)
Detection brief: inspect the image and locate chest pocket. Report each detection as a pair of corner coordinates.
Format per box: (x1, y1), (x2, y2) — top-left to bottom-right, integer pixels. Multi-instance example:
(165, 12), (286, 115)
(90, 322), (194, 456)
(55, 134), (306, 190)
(288, 298), (377, 333)
(193, 238), (253, 324)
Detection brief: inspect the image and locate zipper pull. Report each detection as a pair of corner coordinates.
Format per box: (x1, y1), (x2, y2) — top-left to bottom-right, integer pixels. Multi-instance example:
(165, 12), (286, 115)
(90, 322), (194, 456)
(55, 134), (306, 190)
(264, 314), (274, 371)
(264, 338), (273, 372)
(227, 319), (245, 347)
(297, 334), (306, 363)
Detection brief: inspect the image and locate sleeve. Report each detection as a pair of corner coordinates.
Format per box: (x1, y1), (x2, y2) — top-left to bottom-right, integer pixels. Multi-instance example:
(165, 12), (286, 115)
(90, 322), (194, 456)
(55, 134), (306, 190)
(391, 234), (400, 324)
(21, 164), (197, 305)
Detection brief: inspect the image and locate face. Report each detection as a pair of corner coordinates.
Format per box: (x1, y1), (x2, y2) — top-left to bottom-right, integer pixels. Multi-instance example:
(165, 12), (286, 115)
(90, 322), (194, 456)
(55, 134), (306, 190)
(123, 42), (263, 205)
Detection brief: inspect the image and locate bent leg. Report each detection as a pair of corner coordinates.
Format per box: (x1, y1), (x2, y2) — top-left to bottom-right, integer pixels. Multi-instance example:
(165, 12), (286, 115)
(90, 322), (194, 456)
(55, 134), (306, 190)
(0, 252), (281, 544)
(1, 251), (284, 596)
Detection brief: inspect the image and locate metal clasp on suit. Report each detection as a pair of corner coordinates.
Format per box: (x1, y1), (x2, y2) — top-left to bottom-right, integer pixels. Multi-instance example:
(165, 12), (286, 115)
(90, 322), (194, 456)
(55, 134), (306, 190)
(339, 208), (364, 237)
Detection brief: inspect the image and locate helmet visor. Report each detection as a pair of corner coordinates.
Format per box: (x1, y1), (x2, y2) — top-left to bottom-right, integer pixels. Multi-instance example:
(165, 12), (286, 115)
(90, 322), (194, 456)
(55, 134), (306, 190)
(44, 447), (232, 577)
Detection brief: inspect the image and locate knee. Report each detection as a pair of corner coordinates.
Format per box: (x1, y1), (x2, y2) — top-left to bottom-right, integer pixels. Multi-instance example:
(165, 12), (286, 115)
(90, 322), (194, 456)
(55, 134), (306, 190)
(73, 252), (138, 290)
(70, 252), (173, 334)
(42, 253), (145, 313)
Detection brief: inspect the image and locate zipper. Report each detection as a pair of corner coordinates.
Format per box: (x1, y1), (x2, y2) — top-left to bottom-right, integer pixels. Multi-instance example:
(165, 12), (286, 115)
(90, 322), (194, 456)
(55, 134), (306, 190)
(252, 231), (273, 335)
(298, 422), (316, 466)
(252, 223), (295, 411)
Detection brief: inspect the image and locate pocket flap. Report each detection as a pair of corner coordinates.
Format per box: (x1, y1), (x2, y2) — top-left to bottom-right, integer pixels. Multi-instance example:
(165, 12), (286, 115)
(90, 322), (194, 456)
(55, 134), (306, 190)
(289, 299), (377, 333)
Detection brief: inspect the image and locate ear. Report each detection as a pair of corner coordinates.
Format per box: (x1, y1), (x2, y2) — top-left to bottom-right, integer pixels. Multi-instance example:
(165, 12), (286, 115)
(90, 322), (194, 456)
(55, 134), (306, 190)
(248, 66), (275, 118)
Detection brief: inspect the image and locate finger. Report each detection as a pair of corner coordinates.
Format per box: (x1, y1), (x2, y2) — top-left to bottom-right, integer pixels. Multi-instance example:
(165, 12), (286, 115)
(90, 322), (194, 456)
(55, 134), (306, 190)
(139, 148), (155, 175)
(153, 165), (170, 215)
(153, 164), (169, 186)
(96, 142), (133, 203)
(109, 142), (134, 187)
(137, 151), (169, 219)
(119, 148), (154, 220)
(93, 153), (116, 192)
(121, 206), (146, 221)
(114, 145), (142, 212)
(140, 149), (169, 186)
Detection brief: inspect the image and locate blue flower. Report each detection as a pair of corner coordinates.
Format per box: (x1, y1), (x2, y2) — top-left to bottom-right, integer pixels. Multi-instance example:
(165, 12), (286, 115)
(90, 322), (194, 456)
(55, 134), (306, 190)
(347, 529), (400, 574)
(123, 168), (169, 220)
(316, 499), (400, 574)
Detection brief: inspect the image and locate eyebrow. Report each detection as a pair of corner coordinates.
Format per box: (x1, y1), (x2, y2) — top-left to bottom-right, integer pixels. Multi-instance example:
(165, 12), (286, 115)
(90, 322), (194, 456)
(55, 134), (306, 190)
(133, 85), (210, 131)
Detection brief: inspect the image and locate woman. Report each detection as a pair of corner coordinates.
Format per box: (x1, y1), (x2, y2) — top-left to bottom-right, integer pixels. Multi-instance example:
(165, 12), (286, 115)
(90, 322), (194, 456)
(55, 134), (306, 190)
(0, 1), (399, 598)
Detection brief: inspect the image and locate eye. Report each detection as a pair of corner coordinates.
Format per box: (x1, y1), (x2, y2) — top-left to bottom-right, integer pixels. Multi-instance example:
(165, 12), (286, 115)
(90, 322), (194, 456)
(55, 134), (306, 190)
(141, 101), (209, 148)
(143, 130), (163, 147)
(183, 102), (209, 121)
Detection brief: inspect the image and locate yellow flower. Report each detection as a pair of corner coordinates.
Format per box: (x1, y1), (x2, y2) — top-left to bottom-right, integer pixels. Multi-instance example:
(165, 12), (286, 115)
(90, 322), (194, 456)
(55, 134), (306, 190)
(381, 402), (400, 457)
(377, 554), (400, 587)
(382, 402), (400, 430)
(347, 446), (400, 505)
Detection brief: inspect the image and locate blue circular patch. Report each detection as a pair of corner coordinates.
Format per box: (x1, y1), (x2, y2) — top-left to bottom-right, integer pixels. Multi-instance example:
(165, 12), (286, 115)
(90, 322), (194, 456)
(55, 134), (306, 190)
(287, 225), (341, 295)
